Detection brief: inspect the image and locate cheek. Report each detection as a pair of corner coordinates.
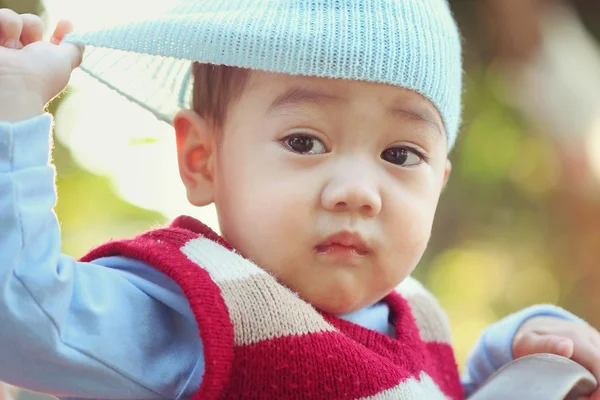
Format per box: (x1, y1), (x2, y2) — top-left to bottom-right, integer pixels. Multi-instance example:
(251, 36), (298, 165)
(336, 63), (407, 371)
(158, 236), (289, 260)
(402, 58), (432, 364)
(213, 149), (315, 259)
(384, 187), (439, 265)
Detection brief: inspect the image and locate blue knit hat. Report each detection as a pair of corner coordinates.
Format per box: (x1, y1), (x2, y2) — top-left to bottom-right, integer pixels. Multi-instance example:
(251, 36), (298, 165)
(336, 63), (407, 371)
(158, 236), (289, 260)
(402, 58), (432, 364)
(64, 0), (463, 149)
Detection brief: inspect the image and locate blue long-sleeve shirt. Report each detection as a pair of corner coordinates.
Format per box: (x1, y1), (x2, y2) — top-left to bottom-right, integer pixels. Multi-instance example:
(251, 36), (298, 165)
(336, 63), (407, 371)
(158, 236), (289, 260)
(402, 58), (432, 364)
(0, 115), (581, 399)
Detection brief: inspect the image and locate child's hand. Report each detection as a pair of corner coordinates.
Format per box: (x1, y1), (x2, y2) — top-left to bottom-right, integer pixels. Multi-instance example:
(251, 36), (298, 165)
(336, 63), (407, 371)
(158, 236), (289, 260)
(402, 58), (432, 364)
(0, 9), (83, 121)
(513, 316), (600, 399)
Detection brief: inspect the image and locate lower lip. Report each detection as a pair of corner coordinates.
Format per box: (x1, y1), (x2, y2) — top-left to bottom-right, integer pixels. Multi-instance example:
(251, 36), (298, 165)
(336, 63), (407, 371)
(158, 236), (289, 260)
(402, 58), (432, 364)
(315, 244), (368, 258)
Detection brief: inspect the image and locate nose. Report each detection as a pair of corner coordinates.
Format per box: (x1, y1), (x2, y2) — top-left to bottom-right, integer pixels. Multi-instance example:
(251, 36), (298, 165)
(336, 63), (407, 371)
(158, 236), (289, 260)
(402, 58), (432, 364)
(321, 170), (382, 217)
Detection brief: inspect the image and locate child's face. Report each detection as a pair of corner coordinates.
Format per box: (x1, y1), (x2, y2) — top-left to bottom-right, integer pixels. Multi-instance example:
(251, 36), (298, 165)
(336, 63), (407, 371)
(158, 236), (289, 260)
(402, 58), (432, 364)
(176, 72), (451, 314)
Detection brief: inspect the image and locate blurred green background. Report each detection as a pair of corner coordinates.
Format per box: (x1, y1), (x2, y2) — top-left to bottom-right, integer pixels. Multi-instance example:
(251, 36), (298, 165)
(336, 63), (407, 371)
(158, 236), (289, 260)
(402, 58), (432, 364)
(2, 0), (600, 398)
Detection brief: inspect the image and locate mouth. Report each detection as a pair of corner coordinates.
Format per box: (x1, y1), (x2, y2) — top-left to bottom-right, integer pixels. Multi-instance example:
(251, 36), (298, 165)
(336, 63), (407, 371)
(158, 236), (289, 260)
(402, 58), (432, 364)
(315, 232), (371, 257)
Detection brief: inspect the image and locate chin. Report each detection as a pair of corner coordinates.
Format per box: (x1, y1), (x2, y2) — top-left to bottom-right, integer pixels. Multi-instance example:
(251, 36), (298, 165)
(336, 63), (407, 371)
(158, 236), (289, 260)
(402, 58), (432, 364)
(291, 274), (385, 314)
(309, 291), (372, 315)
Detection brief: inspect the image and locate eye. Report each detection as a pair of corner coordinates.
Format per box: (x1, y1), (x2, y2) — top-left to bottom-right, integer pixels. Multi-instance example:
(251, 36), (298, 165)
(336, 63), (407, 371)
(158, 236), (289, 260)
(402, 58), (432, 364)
(282, 134), (327, 155)
(381, 146), (425, 167)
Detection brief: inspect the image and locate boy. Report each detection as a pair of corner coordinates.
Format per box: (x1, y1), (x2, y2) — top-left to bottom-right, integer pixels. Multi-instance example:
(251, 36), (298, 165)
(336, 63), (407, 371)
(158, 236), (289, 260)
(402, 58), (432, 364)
(1, 1), (599, 399)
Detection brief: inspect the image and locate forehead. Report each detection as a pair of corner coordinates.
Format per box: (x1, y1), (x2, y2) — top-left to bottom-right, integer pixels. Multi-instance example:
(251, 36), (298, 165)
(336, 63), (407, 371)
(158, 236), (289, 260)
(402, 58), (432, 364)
(241, 71), (445, 135)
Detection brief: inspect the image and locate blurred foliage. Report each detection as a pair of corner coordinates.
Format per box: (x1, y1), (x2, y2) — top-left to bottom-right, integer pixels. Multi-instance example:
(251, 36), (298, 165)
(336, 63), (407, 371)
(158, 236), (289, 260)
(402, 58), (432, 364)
(426, 0), (600, 366)
(47, 98), (166, 258)
(0, 0), (43, 14)
(3, 1), (600, 398)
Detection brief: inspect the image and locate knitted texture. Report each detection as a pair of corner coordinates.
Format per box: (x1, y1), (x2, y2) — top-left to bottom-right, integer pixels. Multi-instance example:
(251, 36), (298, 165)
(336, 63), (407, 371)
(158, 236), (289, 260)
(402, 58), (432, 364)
(81, 216), (463, 399)
(64, 0), (463, 149)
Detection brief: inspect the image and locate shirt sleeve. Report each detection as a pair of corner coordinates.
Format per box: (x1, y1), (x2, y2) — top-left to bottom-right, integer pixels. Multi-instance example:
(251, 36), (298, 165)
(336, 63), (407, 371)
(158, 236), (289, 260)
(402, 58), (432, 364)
(461, 304), (584, 398)
(0, 115), (204, 399)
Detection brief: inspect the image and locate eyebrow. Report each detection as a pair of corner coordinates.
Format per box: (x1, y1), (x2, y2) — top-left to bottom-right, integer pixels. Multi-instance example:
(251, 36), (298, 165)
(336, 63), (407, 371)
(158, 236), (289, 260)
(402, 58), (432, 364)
(267, 86), (443, 135)
(266, 87), (341, 114)
(386, 107), (443, 135)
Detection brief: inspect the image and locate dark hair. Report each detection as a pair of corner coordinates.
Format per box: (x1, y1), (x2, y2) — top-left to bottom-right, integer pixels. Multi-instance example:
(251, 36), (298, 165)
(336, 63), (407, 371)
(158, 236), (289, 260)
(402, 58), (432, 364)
(191, 62), (251, 129)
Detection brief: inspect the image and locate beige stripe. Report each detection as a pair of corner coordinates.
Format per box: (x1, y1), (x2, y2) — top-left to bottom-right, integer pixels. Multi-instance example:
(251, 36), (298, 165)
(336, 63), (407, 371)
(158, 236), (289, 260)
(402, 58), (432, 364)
(358, 372), (450, 400)
(182, 237), (267, 282)
(395, 277), (452, 344)
(217, 274), (336, 345)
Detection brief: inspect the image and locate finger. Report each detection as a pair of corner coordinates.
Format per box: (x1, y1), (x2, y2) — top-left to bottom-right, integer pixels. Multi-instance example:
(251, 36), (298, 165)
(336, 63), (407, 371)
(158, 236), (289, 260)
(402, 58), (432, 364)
(50, 19), (73, 45)
(586, 389), (600, 400)
(513, 331), (575, 359)
(0, 8), (23, 48)
(19, 14), (44, 46)
(572, 345), (600, 389)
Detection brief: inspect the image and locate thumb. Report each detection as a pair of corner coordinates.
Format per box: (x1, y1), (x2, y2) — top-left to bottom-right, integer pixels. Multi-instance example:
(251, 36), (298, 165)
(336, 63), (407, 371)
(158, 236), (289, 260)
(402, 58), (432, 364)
(57, 41), (84, 70)
(513, 331), (575, 360)
(51, 19), (84, 70)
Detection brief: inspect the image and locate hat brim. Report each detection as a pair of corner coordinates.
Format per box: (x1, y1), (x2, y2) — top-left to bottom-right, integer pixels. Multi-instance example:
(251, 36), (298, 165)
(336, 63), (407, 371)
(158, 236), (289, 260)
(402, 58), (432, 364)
(64, 0), (462, 148)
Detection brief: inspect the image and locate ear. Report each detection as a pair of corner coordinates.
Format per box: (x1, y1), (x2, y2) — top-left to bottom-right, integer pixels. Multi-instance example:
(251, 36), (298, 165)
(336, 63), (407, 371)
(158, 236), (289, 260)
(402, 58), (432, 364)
(173, 109), (217, 207)
(442, 159), (452, 190)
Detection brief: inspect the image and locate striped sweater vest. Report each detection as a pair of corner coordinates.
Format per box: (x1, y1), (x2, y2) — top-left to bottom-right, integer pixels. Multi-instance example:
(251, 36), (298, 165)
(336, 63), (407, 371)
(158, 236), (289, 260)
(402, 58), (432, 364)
(81, 216), (463, 399)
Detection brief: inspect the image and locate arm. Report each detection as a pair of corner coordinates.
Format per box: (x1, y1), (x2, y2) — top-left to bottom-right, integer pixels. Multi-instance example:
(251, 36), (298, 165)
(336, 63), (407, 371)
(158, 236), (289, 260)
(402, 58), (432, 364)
(0, 116), (203, 399)
(462, 304), (583, 398)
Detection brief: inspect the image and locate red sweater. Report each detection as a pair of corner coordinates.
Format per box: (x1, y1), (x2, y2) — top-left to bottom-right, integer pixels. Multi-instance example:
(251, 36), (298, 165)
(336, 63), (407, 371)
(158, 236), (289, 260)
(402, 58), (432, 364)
(82, 216), (463, 399)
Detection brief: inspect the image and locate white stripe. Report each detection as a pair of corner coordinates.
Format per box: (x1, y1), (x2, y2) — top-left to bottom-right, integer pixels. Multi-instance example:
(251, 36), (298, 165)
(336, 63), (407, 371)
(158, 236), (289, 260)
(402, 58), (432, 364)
(359, 372), (450, 400)
(181, 237), (267, 282)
